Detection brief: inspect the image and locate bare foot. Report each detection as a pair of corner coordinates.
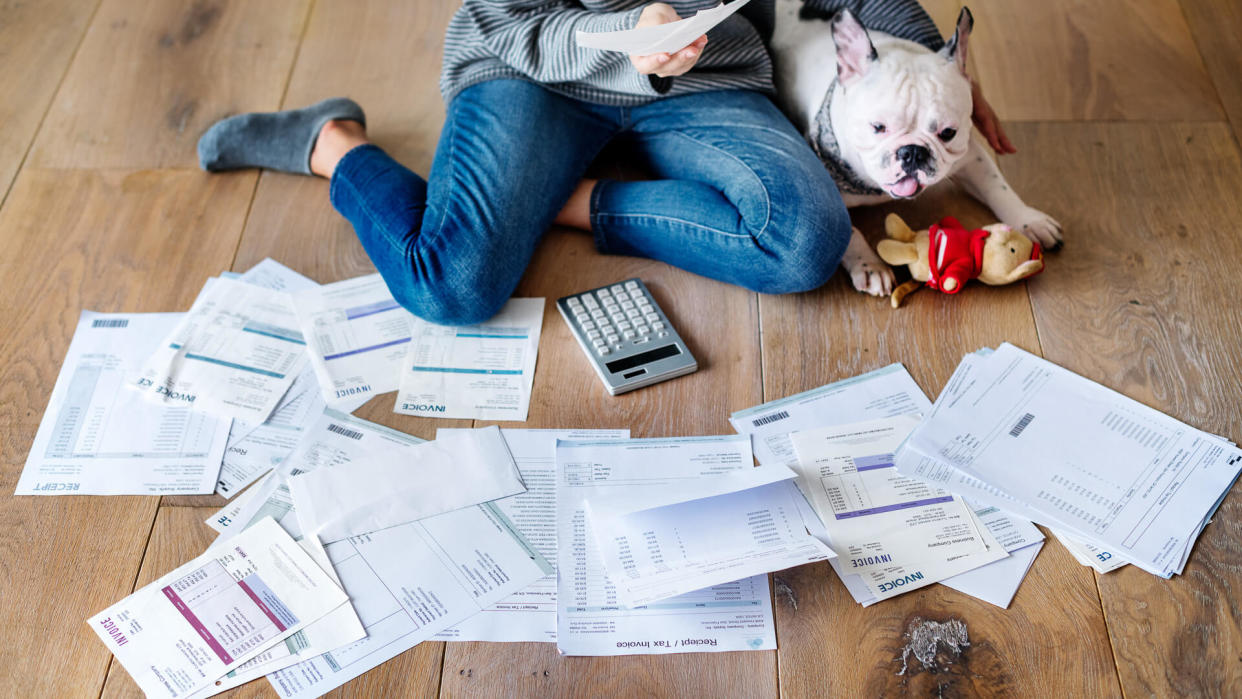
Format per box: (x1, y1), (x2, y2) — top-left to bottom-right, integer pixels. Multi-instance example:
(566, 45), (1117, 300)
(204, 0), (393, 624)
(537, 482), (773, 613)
(310, 119), (369, 178)
(554, 179), (596, 231)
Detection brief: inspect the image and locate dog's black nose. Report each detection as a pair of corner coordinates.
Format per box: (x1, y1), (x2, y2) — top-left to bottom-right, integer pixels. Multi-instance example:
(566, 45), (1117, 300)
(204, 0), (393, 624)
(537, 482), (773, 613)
(896, 144), (931, 172)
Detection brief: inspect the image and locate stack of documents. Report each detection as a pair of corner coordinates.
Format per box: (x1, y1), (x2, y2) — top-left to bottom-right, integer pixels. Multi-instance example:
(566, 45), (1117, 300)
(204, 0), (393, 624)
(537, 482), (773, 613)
(576, 0), (751, 55)
(731, 365), (1045, 608)
(895, 343), (1242, 578)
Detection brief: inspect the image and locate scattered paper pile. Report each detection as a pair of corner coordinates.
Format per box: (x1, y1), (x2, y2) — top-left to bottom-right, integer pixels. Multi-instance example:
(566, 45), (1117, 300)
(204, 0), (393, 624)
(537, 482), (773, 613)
(731, 364), (1045, 609)
(15, 258), (1242, 698)
(895, 344), (1242, 579)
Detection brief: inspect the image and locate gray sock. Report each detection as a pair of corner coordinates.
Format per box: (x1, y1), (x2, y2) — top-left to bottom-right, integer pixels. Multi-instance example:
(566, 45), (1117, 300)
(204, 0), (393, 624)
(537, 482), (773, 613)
(197, 97), (366, 175)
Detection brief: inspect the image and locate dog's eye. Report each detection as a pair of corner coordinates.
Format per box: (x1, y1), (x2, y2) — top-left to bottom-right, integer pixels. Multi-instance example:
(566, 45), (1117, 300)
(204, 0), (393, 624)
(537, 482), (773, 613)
(872, 123), (886, 134)
(938, 127), (958, 142)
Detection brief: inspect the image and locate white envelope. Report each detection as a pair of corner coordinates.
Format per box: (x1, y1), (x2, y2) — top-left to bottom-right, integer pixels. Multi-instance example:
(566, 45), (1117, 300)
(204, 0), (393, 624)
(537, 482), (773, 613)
(289, 425), (526, 542)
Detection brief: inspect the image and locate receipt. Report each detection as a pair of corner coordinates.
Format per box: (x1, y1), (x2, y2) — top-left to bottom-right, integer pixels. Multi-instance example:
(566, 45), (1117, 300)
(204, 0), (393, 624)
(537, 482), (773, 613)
(16, 311), (231, 495)
(394, 297), (544, 421)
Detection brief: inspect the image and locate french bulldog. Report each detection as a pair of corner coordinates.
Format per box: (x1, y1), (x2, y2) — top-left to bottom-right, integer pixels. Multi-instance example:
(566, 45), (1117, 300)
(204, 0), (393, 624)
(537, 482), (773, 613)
(770, 2), (1063, 296)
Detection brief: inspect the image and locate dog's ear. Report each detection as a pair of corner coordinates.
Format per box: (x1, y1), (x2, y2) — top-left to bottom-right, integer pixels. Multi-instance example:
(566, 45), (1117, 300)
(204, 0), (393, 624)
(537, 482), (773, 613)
(939, 7), (973, 75)
(831, 9), (877, 86)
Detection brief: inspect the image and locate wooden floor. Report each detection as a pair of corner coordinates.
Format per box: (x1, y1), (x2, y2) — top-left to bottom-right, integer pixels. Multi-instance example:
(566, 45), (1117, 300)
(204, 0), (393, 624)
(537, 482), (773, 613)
(2, 0), (1240, 696)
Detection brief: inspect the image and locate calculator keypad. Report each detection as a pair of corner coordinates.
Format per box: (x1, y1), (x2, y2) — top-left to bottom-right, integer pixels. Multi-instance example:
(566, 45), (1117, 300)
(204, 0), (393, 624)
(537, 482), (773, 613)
(563, 281), (671, 355)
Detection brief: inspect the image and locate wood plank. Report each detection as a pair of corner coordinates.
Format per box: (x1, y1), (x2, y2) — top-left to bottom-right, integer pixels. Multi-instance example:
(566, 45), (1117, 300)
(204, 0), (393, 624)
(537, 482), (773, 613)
(1005, 120), (1242, 697)
(29, 0), (310, 169)
(0, 0), (98, 203)
(762, 186), (1122, 697)
(0, 167), (254, 697)
(439, 230), (771, 697)
(192, 0), (464, 691)
(967, 0), (1223, 121)
(1179, 0), (1242, 139)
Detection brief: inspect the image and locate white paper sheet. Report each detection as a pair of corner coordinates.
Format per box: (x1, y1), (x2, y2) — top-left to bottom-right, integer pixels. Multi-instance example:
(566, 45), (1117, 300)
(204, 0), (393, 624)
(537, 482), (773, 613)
(435, 428), (629, 643)
(287, 415), (526, 542)
(576, 0), (751, 55)
(16, 311), (231, 495)
(267, 504), (552, 698)
(898, 343), (1242, 578)
(133, 276), (308, 422)
(587, 465), (833, 607)
(940, 541), (1043, 609)
(294, 273), (414, 405)
(556, 436), (777, 656)
(88, 518), (347, 699)
(394, 297), (545, 421)
(1051, 528), (1129, 573)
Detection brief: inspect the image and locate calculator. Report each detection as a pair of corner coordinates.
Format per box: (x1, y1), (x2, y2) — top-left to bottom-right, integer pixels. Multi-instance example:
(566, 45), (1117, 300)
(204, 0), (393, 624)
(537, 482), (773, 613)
(557, 279), (698, 395)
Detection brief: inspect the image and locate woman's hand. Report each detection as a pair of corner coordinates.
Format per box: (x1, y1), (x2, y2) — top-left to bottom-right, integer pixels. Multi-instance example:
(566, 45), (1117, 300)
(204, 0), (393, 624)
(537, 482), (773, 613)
(629, 3), (708, 78)
(971, 79), (1016, 155)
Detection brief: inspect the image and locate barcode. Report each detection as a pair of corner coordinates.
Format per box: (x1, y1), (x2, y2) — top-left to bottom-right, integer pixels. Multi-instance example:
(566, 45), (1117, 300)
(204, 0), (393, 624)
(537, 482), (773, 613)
(752, 410), (790, 427)
(1010, 413), (1035, 437)
(327, 423), (363, 440)
(92, 319), (129, 328)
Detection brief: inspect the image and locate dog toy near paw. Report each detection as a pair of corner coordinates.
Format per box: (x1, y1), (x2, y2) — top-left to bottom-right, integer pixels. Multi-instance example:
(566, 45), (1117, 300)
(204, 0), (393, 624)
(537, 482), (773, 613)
(876, 213), (1044, 308)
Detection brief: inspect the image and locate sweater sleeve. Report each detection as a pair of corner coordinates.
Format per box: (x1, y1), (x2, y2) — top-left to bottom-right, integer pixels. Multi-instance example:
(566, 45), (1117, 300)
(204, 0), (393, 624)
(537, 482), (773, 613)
(801, 0), (944, 51)
(460, 1), (663, 90)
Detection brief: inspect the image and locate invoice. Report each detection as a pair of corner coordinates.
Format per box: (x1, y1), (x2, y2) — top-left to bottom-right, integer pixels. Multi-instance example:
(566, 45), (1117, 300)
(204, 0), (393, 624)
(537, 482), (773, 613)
(394, 297), (544, 421)
(133, 277), (307, 422)
(88, 518), (347, 699)
(294, 274), (414, 405)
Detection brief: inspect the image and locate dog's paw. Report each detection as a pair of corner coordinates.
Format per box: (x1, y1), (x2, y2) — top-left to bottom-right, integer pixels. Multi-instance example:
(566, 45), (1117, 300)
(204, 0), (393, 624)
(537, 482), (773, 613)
(1007, 207), (1064, 249)
(842, 228), (895, 296)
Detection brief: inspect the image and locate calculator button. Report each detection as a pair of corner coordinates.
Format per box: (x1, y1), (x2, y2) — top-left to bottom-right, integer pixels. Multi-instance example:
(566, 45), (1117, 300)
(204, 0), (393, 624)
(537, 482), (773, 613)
(597, 346), (610, 355)
(584, 297), (598, 309)
(598, 288), (612, 297)
(620, 300), (635, 309)
(623, 330), (636, 339)
(567, 298), (582, 308)
(600, 323), (614, 333)
(626, 308), (641, 318)
(605, 303), (620, 314)
(592, 338), (607, 347)
(592, 311), (607, 321)
(639, 304), (653, 314)
(625, 280), (639, 290)
(580, 320), (595, 330)
(644, 312), (659, 322)
(575, 313), (590, 324)
(606, 334), (619, 343)
(652, 321), (666, 331)
(617, 320), (632, 330)
(610, 284), (624, 293)
(587, 330), (601, 340)
(636, 325), (650, 335)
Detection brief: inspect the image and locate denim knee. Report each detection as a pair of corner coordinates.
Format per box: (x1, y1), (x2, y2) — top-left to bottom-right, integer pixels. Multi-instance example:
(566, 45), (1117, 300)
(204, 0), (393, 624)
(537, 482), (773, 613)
(388, 272), (508, 327)
(750, 200), (852, 295)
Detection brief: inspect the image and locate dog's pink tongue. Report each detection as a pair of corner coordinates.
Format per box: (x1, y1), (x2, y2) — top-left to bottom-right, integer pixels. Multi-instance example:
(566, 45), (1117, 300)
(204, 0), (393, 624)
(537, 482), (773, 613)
(892, 176), (919, 197)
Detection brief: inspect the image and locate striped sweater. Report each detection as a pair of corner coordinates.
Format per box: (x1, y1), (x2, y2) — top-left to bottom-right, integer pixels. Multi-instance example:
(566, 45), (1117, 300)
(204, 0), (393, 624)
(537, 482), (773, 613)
(440, 0), (945, 106)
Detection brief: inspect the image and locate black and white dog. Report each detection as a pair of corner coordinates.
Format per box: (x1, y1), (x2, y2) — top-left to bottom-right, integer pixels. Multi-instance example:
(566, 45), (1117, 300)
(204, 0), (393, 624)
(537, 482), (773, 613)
(770, 3), (1063, 295)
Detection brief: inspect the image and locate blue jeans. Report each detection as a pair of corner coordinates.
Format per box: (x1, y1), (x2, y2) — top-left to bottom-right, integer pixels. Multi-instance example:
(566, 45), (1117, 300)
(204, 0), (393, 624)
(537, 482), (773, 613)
(329, 79), (850, 325)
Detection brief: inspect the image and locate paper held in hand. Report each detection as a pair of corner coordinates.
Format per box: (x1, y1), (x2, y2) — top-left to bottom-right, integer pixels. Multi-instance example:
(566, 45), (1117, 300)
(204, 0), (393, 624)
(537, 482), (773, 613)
(576, 0), (752, 55)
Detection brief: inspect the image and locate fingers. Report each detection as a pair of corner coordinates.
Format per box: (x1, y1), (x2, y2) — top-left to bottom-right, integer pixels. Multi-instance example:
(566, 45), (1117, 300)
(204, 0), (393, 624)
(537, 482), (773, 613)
(631, 35), (707, 77)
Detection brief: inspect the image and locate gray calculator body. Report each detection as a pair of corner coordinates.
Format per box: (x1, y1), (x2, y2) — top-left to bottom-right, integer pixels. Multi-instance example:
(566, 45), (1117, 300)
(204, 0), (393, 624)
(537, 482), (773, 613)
(557, 279), (698, 395)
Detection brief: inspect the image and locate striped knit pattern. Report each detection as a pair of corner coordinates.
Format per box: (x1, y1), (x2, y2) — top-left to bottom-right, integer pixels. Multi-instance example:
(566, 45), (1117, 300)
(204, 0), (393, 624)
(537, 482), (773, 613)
(440, 0), (946, 106)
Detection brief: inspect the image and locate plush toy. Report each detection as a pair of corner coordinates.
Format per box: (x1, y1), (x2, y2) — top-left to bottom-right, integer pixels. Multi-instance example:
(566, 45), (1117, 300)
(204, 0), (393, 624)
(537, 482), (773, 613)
(876, 213), (1045, 308)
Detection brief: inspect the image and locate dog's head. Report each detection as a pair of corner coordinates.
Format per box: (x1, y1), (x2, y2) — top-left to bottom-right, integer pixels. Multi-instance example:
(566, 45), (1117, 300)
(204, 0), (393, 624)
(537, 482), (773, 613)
(829, 8), (974, 198)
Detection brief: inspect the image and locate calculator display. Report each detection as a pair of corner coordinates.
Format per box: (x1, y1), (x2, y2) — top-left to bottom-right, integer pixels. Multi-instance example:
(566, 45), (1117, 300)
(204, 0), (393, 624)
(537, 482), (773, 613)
(605, 344), (681, 374)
